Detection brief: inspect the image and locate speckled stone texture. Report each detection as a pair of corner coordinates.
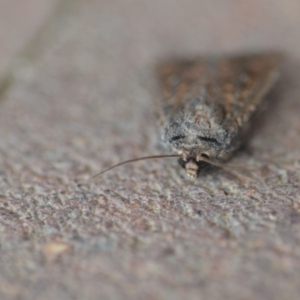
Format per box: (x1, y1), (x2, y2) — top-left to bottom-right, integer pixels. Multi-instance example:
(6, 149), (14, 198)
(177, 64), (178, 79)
(0, 1), (300, 299)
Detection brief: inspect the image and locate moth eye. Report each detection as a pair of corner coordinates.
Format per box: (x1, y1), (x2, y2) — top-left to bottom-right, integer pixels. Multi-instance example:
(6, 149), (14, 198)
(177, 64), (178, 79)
(197, 136), (221, 145)
(170, 135), (185, 142)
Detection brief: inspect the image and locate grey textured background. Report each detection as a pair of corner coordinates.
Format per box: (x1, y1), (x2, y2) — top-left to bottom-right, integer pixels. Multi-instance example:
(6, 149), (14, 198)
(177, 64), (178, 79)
(0, 1), (300, 299)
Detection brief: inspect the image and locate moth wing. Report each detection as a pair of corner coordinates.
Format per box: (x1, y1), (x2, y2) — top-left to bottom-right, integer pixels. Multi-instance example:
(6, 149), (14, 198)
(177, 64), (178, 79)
(155, 53), (283, 130)
(155, 58), (208, 127)
(216, 53), (284, 130)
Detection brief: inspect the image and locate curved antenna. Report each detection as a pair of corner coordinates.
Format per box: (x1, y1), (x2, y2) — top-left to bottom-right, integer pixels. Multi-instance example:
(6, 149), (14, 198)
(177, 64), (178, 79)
(90, 153), (253, 183)
(199, 156), (254, 182)
(90, 154), (180, 180)
(199, 156), (232, 169)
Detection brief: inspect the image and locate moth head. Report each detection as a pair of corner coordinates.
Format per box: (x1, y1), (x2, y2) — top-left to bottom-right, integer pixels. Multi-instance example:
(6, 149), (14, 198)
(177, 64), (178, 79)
(178, 152), (210, 179)
(164, 118), (227, 160)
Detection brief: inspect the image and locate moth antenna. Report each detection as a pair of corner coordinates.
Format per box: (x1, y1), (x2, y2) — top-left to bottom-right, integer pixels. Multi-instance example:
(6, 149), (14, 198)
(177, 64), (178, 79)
(90, 154), (180, 180)
(199, 156), (254, 182)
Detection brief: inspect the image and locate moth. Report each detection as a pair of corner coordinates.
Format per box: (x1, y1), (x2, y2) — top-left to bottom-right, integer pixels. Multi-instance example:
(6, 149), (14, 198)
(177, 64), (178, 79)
(92, 53), (283, 180)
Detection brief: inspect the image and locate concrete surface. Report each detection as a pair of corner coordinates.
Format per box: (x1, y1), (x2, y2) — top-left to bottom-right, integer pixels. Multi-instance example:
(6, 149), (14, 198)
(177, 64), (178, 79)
(0, 0), (300, 299)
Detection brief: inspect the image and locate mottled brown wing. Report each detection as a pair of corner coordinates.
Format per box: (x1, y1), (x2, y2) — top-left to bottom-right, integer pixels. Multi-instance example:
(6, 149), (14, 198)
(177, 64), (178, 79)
(156, 53), (283, 129)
